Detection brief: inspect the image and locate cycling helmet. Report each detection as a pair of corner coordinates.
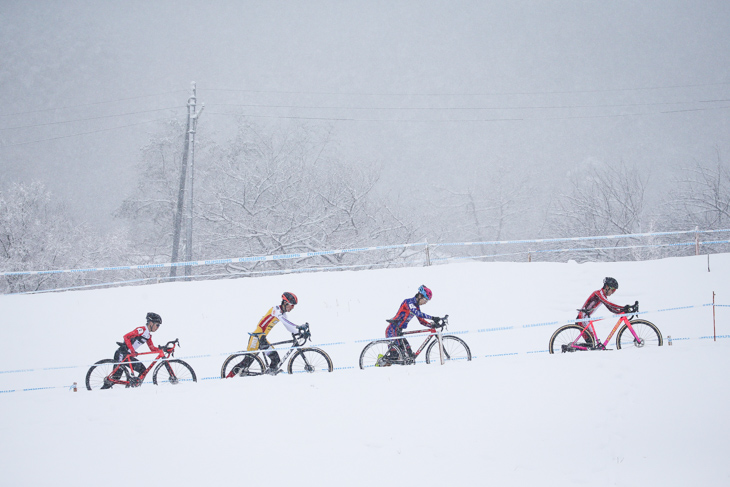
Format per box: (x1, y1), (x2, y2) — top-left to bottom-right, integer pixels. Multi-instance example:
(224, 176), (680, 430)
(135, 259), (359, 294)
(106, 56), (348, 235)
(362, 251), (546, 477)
(603, 277), (618, 290)
(146, 312), (162, 325)
(282, 292), (298, 305)
(418, 285), (433, 301)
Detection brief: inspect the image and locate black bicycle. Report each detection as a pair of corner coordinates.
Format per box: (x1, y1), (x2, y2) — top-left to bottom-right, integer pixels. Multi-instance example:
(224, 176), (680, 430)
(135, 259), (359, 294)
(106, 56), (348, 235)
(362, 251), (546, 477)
(221, 323), (333, 377)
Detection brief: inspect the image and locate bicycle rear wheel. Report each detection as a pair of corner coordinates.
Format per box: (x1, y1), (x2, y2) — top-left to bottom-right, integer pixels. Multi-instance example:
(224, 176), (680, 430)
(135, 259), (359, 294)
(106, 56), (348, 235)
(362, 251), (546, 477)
(221, 353), (265, 378)
(85, 359), (130, 390)
(548, 325), (595, 354)
(425, 335), (472, 364)
(359, 340), (403, 369)
(287, 347), (334, 374)
(153, 359), (197, 385)
(616, 319), (663, 349)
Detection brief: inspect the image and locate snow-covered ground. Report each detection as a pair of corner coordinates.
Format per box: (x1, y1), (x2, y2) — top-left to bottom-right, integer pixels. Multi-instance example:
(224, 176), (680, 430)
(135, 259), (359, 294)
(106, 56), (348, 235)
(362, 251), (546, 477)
(1, 254), (729, 486)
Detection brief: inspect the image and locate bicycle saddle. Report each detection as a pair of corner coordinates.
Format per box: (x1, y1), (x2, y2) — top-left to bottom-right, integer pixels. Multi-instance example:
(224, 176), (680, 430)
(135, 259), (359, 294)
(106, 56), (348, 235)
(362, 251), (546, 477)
(386, 319), (399, 324)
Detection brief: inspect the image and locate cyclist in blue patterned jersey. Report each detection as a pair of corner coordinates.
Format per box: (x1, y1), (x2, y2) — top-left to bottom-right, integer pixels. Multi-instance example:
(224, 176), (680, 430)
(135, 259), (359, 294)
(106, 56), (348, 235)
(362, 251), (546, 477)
(384, 285), (443, 359)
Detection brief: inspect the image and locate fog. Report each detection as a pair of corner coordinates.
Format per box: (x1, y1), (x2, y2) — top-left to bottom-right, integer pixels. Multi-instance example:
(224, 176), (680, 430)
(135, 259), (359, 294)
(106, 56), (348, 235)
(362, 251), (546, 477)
(1, 0), (729, 230)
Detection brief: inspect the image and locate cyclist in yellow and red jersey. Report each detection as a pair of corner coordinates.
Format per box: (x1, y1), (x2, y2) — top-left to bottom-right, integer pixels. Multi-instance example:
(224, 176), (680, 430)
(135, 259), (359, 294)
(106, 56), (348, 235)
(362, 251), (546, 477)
(232, 292), (306, 375)
(577, 277), (633, 342)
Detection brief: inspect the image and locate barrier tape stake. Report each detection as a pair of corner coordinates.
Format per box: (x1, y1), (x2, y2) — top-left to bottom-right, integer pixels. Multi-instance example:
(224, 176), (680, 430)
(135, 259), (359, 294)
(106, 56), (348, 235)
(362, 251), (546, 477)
(713, 291), (717, 342)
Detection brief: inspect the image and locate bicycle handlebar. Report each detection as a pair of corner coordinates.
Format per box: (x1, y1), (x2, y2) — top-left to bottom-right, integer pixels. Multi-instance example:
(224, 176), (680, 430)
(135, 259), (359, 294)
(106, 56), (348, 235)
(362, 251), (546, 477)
(291, 323), (311, 346)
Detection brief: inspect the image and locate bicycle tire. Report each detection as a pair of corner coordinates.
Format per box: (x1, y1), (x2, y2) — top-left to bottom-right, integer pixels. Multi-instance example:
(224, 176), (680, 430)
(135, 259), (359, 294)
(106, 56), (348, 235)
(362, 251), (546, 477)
(616, 319), (663, 349)
(425, 335), (472, 364)
(220, 352), (265, 378)
(548, 325), (595, 354)
(85, 359), (130, 390)
(152, 359), (197, 385)
(359, 340), (403, 369)
(287, 347), (334, 374)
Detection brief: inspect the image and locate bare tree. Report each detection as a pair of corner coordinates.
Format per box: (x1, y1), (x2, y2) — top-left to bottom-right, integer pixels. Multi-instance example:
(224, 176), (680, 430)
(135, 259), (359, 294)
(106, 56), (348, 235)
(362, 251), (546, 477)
(668, 150), (730, 229)
(662, 150), (730, 254)
(414, 163), (536, 260)
(550, 162), (652, 261)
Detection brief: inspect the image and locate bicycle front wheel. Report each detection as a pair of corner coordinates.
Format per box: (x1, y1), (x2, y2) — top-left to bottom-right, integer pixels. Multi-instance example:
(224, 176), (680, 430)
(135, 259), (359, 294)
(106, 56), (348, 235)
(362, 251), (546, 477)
(85, 359), (130, 390)
(287, 348), (334, 374)
(616, 319), (663, 349)
(153, 359), (197, 385)
(548, 325), (595, 354)
(221, 353), (265, 378)
(359, 340), (403, 369)
(425, 335), (472, 364)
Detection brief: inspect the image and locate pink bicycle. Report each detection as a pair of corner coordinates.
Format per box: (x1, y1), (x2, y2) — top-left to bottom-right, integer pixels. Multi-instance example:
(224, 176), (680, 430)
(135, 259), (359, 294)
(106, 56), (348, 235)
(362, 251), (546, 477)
(548, 301), (663, 353)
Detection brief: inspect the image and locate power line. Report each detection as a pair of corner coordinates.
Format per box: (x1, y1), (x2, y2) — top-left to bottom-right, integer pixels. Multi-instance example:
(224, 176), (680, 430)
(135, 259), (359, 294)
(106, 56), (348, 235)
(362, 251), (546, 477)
(202, 80), (730, 98)
(206, 98), (730, 112)
(0, 106), (185, 130)
(0, 89), (188, 118)
(0, 118), (174, 148)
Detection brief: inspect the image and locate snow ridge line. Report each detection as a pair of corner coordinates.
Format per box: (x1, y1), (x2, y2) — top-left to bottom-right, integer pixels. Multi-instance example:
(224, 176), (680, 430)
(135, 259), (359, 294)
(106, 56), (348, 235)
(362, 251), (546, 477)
(0, 301), (725, 378)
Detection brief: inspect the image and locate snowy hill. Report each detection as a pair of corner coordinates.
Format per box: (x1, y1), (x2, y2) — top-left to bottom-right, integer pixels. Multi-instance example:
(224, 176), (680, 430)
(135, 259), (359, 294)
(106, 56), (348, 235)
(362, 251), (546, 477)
(1, 254), (729, 486)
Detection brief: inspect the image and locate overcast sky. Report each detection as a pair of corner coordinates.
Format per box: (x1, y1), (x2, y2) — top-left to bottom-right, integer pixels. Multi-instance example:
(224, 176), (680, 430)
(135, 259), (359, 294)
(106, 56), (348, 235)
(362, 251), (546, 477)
(1, 0), (729, 230)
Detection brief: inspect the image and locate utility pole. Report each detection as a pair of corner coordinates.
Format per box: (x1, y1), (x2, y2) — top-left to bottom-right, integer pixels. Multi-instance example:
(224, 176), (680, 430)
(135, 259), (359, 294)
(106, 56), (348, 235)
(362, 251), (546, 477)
(184, 84), (203, 278)
(170, 82), (203, 279)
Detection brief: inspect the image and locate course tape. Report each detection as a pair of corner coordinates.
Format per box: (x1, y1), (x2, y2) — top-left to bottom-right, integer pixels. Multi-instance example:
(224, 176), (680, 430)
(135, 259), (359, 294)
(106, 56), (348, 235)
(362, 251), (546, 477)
(5, 330), (728, 394)
(433, 239), (730, 263)
(3, 228), (728, 278)
(2, 300), (726, 389)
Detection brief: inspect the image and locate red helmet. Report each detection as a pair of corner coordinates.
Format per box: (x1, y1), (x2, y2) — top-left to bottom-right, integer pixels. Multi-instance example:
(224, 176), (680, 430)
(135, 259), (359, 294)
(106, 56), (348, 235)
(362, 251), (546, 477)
(282, 292), (298, 305)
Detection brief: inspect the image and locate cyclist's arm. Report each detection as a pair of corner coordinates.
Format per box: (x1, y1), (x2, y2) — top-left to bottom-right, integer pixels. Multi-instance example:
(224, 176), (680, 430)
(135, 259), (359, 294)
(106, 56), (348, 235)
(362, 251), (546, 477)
(146, 337), (161, 353)
(273, 307), (300, 334)
(597, 292), (624, 314)
(408, 303), (434, 324)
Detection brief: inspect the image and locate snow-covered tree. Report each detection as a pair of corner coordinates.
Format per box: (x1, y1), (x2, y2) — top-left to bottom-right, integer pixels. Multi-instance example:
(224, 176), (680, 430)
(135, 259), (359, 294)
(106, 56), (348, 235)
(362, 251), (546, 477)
(117, 121), (420, 276)
(549, 162), (652, 261)
(0, 182), (86, 293)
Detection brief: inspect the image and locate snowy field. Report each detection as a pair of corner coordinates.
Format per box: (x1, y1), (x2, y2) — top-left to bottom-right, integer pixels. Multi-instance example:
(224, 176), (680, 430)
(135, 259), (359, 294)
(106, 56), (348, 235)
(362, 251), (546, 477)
(1, 254), (729, 487)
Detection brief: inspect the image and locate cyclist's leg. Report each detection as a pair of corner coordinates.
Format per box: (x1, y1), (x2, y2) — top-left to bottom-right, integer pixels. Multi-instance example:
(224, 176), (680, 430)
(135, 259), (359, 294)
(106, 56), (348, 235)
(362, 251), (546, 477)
(231, 335), (259, 375)
(576, 313), (595, 344)
(103, 347), (127, 388)
(384, 325), (407, 360)
(399, 337), (414, 358)
(260, 336), (282, 369)
(129, 358), (146, 376)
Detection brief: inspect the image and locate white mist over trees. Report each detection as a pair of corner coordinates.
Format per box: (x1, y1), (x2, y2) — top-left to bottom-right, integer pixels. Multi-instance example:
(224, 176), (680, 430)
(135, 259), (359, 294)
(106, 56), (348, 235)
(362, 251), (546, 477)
(2, 120), (729, 293)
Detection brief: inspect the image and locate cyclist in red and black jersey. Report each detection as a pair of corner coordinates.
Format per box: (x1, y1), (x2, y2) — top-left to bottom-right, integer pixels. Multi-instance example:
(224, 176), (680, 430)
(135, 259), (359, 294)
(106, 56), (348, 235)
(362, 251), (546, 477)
(101, 312), (162, 389)
(385, 285), (443, 359)
(577, 277), (632, 340)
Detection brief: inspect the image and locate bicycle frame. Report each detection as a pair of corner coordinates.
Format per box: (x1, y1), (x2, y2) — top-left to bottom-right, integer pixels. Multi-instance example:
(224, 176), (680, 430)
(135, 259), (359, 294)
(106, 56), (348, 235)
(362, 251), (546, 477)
(399, 327), (441, 360)
(572, 314), (641, 351)
(106, 342), (177, 387)
(256, 337), (300, 369)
